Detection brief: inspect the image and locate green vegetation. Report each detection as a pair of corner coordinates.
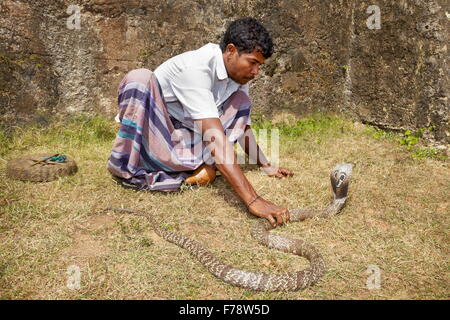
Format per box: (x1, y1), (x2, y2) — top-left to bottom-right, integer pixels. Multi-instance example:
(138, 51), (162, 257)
(366, 125), (445, 161)
(0, 52), (44, 69)
(399, 129), (425, 149)
(0, 128), (10, 156)
(252, 113), (349, 139)
(0, 114), (117, 157)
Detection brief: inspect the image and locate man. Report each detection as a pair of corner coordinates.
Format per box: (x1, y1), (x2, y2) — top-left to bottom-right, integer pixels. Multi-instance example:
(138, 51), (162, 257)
(108, 17), (293, 227)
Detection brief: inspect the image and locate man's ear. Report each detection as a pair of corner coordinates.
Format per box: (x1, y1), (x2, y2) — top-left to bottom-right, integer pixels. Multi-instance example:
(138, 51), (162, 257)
(226, 43), (237, 54)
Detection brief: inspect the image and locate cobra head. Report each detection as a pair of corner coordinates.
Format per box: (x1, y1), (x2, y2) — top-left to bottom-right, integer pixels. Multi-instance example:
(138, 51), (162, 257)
(330, 163), (353, 199)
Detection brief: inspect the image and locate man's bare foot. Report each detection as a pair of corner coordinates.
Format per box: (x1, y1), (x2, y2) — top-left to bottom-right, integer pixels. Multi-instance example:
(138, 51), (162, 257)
(184, 164), (216, 186)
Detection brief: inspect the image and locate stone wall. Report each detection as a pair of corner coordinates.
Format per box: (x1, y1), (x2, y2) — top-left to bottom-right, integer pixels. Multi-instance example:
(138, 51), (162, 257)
(0, 0), (448, 142)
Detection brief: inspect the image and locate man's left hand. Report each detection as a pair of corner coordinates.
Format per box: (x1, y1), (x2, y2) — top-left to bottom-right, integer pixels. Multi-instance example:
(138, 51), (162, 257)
(261, 165), (294, 179)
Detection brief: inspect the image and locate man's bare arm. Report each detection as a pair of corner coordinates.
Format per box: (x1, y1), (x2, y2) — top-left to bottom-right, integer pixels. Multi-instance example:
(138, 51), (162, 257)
(239, 125), (294, 178)
(198, 118), (289, 227)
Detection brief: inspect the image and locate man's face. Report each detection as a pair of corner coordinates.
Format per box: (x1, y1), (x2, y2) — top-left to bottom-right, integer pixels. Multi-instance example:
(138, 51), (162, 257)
(223, 44), (267, 85)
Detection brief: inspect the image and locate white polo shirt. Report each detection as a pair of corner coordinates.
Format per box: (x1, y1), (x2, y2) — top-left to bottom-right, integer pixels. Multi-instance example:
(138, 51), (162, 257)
(154, 43), (249, 122)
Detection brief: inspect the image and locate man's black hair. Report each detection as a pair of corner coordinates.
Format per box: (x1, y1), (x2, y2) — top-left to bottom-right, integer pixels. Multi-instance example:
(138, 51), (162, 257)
(220, 17), (274, 59)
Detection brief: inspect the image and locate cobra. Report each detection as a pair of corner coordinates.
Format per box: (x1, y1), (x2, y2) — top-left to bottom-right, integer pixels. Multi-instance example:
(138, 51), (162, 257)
(107, 162), (353, 291)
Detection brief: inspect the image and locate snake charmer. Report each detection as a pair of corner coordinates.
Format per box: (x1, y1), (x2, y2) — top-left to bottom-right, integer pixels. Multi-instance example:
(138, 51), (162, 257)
(108, 17), (294, 227)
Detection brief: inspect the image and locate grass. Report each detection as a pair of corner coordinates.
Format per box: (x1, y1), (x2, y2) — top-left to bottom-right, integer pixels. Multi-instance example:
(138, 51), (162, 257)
(0, 113), (448, 299)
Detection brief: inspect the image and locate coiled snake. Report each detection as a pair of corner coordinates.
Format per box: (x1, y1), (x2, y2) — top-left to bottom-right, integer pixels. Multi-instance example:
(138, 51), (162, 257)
(106, 162), (353, 291)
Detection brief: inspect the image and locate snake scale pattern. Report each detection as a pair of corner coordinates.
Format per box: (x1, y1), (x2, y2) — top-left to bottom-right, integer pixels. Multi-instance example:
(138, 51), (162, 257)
(107, 162), (353, 291)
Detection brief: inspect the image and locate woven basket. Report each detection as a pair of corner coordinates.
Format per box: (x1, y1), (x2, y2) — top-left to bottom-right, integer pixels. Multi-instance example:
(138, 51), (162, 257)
(6, 153), (78, 182)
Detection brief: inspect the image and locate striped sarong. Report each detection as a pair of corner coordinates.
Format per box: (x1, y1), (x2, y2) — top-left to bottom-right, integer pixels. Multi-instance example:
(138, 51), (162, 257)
(107, 68), (252, 191)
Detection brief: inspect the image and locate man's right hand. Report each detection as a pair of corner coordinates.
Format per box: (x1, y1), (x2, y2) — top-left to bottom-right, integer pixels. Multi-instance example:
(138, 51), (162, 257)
(247, 197), (290, 227)
(198, 118), (289, 228)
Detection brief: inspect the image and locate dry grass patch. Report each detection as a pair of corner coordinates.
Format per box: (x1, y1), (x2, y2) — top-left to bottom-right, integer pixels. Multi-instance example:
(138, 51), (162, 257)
(0, 114), (448, 299)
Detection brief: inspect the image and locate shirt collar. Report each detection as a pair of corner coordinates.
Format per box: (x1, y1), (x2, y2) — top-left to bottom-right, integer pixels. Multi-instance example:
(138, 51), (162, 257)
(215, 45), (228, 81)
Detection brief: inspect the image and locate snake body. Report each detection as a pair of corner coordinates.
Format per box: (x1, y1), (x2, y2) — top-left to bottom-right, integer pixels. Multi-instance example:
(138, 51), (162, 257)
(108, 162), (353, 291)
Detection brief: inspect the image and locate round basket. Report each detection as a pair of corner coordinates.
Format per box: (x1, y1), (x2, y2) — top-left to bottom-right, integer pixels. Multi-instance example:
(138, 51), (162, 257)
(6, 153), (78, 182)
